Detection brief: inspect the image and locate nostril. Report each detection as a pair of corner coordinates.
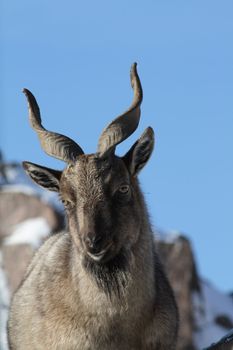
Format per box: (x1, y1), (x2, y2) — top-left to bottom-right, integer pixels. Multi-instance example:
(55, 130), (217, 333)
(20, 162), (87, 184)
(84, 234), (94, 248)
(94, 235), (102, 245)
(84, 233), (103, 253)
(85, 233), (100, 247)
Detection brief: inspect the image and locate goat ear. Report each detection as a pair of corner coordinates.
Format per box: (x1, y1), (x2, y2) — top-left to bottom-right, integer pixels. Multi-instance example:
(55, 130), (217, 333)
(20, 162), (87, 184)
(22, 161), (62, 192)
(123, 127), (154, 176)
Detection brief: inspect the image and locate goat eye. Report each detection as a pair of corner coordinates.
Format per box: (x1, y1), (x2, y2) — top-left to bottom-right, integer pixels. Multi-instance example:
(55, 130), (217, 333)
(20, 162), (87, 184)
(118, 185), (130, 194)
(61, 199), (74, 209)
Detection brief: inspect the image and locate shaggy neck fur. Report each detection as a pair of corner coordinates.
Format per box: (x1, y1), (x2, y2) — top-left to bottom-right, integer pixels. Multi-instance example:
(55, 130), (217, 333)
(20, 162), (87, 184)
(82, 248), (131, 299)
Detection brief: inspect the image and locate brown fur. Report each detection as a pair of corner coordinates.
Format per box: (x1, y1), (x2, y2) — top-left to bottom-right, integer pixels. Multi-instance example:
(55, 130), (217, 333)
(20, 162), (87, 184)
(8, 149), (178, 349)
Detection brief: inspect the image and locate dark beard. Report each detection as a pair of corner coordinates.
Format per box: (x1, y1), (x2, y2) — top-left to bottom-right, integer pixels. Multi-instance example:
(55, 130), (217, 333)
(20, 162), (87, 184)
(83, 249), (130, 299)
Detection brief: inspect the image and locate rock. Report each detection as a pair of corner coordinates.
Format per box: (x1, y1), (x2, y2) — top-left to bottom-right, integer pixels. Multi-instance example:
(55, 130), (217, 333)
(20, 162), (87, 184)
(0, 190), (64, 296)
(0, 191), (63, 239)
(203, 329), (233, 349)
(157, 235), (200, 350)
(0, 189), (64, 350)
(215, 315), (233, 331)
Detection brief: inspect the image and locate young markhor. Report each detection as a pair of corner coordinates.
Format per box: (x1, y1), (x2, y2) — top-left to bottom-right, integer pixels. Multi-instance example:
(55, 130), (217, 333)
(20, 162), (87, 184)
(8, 63), (178, 350)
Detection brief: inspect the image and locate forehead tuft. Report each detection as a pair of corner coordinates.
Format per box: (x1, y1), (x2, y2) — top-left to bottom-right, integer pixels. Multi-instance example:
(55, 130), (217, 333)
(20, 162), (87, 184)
(74, 154), (111, 174)
(63, 154), (129, 185)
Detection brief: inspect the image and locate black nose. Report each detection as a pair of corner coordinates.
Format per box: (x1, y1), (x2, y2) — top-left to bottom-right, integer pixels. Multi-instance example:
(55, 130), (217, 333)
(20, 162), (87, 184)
(84, 232), (103, 254)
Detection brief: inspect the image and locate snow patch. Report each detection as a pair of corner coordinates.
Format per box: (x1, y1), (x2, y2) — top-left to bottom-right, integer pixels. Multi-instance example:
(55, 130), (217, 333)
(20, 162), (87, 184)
(0, 164), (62, 211)
(193, 279), (233, 348)
(1, 184), (37, 196)
(1, 184), (62, 211)
(155, 229), (182, 243)
(4, 217), (51, 249)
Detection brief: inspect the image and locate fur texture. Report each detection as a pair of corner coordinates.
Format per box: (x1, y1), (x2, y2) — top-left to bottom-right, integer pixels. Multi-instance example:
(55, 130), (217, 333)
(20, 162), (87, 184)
(8, 156), (178, 349)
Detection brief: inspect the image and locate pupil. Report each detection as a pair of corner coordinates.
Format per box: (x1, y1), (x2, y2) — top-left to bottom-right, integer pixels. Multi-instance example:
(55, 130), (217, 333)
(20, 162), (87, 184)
(121, 186), (128, 193)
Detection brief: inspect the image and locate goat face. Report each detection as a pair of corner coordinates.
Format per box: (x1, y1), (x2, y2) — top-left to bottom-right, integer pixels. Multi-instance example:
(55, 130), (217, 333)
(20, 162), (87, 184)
(22, 63), (154, 264)
(62, 154), (144, 263)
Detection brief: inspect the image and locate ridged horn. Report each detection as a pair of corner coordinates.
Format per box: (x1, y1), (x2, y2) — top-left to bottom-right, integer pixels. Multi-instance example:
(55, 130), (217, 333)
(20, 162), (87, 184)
(97, 62), (143, 156)
(23, 89), (84, 162)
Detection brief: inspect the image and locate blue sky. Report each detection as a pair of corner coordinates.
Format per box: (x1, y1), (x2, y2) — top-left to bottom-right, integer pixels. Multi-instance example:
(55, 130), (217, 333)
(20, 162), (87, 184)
(1, 0), (233, 292)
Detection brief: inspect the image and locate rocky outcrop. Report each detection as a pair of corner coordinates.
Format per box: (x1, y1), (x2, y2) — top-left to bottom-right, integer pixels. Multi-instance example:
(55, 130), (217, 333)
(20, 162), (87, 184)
(0, 188), (64, 296)
(0, 191), (63, 239)
(0, 187), (64, 350)
(204, 329), (233, 349)
(156, 235), (233, 350)
(157, 235), (199, 350)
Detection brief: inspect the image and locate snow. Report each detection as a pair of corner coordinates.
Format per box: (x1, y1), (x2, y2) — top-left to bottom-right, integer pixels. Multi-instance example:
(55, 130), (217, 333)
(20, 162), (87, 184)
(0, 164), (59, 350)
(155, 228), (182, 244)
(0, 163), (32, 187)
(0, 216), (52, 350)
(4, 217), (51, 249)
(1, 184), (38, 196)
(193, 279), (233, 348)
(0, 253), (10, 350)
(0, 164), (62, 211)
(216, 328), (233, 344)
(208, 329), (233, 348)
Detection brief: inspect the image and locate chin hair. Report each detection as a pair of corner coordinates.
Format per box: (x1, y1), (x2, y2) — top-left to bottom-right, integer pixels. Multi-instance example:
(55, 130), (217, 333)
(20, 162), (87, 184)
(82, 249), (131, 299)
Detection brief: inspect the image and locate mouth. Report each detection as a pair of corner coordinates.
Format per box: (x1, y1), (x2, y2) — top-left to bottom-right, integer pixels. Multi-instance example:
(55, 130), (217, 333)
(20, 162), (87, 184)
(87, 241), (113, 262)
